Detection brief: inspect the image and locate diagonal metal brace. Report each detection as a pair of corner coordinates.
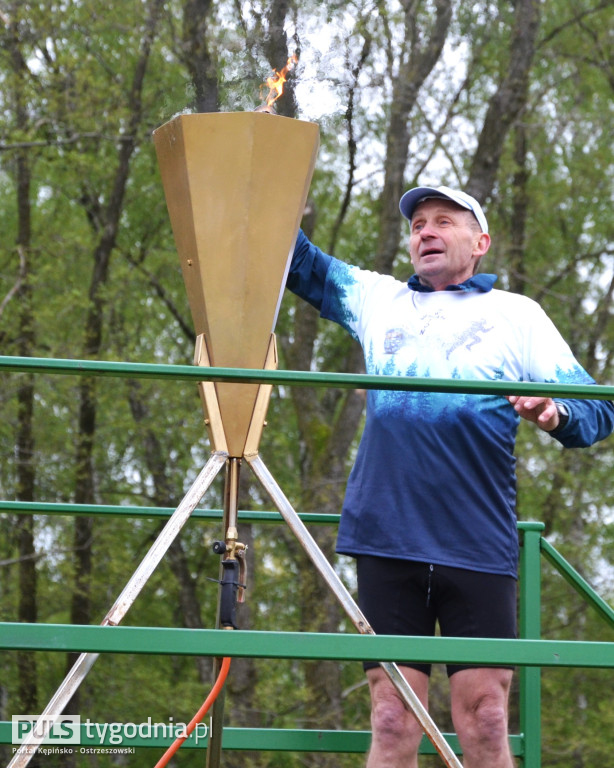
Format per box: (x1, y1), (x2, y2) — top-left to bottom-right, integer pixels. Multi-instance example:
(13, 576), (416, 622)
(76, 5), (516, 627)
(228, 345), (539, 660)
(8, 451), (228, 768)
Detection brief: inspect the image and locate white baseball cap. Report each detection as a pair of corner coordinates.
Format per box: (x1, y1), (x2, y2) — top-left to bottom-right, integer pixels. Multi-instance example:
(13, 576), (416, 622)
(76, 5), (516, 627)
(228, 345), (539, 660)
(399, 185), (488, 233)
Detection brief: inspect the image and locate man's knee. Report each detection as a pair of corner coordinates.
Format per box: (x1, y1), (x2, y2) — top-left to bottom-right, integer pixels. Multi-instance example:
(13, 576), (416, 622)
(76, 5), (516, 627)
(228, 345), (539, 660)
(368, 693), (424, 767)
(371, 694), (414, 742)
(452, 692), (512, 766)
(367, 667), (429, 765)
(462, 694), (508, 744)
(450, 669), (513, 758)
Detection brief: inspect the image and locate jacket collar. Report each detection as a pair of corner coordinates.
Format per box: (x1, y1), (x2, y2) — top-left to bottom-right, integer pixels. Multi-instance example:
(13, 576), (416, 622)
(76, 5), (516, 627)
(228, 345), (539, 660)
(408, 273), (497, 293)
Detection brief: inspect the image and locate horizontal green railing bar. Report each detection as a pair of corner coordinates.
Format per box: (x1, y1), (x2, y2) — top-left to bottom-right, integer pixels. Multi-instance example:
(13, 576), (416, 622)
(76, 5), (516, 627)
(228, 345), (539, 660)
(0, 501), (546, 532)
(0, 723), (390, 753)
(540, 538), (614, 628)
(1, 355), (613, 399)
(214, 728), (452, 755)
(0, 723), (522, 755)
(0, 500), (337, 525)
(1, 624), (612, 668)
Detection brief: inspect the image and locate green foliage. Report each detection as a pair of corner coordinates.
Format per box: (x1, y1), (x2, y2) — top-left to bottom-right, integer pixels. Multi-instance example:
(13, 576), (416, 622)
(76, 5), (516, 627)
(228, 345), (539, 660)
(1, 1), (613, 766)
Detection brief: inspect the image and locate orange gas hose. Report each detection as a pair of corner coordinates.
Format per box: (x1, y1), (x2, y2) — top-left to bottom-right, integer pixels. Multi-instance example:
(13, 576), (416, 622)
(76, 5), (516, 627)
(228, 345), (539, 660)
(153, 656), (231, 768)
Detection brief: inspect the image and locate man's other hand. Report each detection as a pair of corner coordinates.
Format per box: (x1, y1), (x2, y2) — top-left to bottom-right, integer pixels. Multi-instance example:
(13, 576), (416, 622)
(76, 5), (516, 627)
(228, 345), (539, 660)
(506, 395), (560, 432)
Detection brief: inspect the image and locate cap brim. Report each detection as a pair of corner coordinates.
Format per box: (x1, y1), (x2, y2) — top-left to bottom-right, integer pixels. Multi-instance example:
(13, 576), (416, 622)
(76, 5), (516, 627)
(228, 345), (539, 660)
(399, 186), (469, 221)
(399, 186), (488, 232)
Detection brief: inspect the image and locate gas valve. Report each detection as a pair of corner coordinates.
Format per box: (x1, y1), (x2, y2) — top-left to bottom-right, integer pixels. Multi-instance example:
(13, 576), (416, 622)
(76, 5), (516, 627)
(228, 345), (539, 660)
(211, 534), (248, 628)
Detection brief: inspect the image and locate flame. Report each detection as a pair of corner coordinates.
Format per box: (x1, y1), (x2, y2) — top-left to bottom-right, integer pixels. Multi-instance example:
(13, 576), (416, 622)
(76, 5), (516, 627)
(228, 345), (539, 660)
(261, 54), (298, 108)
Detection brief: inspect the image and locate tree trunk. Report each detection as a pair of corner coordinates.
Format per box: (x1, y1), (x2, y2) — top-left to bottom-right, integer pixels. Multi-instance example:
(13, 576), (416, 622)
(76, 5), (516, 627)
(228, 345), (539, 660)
(376, 0), (453, 274)
(63, 3), (165, 749)
(181, 0), (220, 112)
(4, 8), (40, 730)
(467, 0), (541, 202)
(508, 121), (530, 295)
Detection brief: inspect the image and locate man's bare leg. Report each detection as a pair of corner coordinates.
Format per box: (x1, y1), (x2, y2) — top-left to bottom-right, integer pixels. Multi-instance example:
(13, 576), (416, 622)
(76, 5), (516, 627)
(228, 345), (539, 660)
(450, 667), (515, 768)
(366, 666), (429, 768)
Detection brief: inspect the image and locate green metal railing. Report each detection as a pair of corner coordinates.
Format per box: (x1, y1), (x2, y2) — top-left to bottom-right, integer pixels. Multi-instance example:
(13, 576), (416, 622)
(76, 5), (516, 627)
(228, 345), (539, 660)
(2, 353), (614, 399)
(1, 354), (613, 765)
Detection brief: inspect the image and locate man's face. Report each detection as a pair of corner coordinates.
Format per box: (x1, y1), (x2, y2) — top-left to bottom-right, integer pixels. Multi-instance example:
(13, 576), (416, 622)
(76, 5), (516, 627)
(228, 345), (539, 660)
(408, 199), (490, 291)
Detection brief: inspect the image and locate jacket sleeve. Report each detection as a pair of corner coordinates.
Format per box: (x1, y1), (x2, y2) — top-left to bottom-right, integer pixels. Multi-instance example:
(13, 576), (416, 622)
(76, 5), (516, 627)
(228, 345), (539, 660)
(286, 229), (332, 311)
(519, 299), (614, 448)
(549, 396), (614, 448)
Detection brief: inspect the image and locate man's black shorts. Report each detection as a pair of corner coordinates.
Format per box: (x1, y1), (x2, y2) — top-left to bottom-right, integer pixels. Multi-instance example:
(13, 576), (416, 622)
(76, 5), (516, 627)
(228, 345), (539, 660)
(357, 555), (517, 677)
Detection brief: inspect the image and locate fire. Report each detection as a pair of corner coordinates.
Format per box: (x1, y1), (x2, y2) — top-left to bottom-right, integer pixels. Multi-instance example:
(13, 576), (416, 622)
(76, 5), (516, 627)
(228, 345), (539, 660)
(259, 54), (298, 110)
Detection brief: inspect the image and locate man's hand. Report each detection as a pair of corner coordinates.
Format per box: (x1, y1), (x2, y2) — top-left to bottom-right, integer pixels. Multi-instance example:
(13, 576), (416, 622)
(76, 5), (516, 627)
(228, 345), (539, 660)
(506, 396), (560, 432)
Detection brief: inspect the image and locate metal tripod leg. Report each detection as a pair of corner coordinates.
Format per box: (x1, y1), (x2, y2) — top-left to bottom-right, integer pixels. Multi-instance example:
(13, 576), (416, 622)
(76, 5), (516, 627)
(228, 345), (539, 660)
(246, 453), (464, 768)
(206, 457), (241, 768)
(8, 451), (228, 768)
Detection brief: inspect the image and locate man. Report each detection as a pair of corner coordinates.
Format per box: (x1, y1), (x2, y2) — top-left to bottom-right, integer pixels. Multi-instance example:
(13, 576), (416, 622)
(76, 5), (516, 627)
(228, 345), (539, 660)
(286, 185), (614, 767)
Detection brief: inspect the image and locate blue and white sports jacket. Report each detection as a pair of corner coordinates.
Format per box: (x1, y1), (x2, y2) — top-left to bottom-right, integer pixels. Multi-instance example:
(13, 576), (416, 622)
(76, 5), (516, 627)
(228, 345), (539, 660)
(287, 230), (614, 577)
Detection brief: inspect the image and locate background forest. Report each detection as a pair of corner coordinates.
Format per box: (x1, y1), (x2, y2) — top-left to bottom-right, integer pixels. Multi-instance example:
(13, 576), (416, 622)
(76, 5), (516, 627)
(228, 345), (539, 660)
(1, 0), (613, 766)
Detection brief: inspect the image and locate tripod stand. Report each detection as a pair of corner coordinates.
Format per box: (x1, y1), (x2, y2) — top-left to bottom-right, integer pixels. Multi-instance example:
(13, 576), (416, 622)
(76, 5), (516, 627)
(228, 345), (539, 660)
(8, 337), (462, 768)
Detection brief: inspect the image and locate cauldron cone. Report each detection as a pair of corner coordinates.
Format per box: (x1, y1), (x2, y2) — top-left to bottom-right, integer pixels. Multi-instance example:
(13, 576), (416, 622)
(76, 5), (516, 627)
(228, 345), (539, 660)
(153, 112), (319, 456)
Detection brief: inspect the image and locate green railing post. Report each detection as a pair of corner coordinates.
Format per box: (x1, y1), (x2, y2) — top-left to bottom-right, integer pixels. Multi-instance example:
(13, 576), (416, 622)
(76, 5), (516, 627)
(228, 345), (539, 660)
(518, 522), (544, 768)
